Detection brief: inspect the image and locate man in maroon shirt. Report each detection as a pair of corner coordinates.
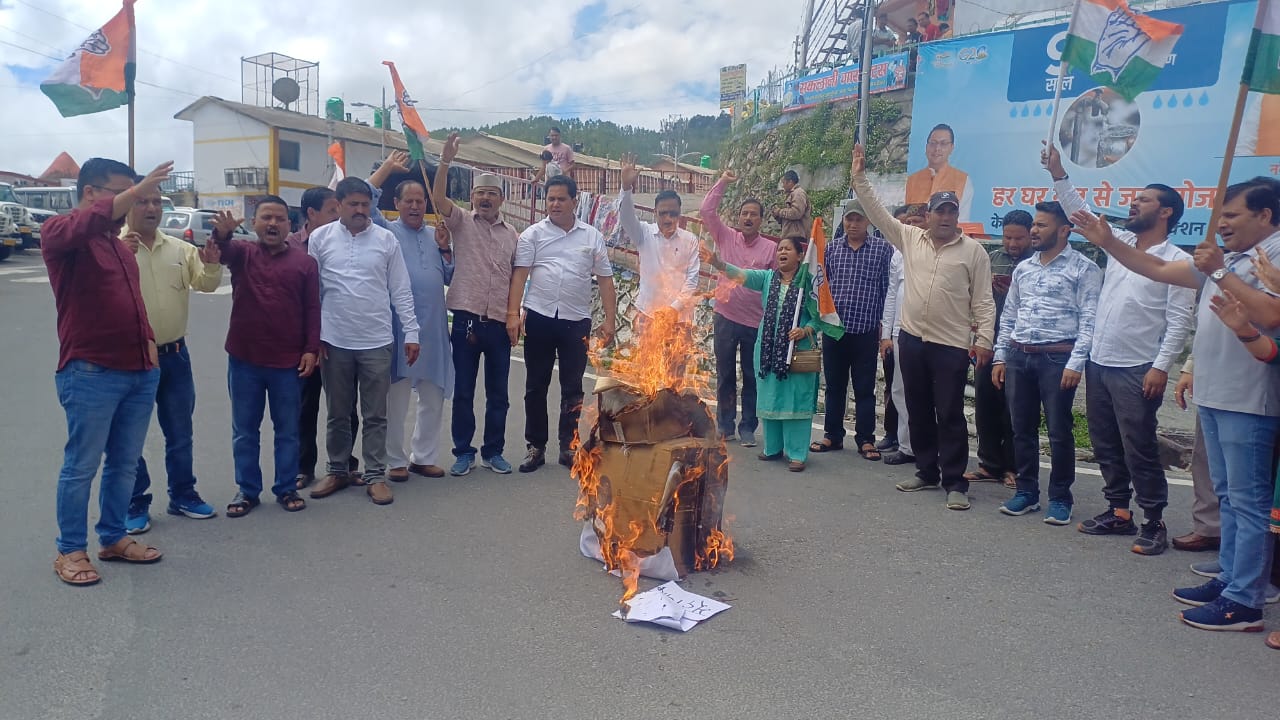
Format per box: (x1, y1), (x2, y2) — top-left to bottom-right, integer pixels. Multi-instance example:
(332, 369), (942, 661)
(210, 198), (321, 517)
(43, 157), (172, 586)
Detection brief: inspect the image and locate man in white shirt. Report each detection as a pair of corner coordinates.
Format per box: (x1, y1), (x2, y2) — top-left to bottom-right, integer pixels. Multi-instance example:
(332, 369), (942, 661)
(616, 153), (702, 330)
(507, 175), (618, 472)
(306, 177), (420, 505)
(878, 245), (913, 465)
(1043, 144), (1194, 555)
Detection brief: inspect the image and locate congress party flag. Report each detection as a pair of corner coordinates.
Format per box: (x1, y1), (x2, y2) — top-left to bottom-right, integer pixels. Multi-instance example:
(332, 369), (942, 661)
(327, 142), (345, 190)
(802, 217), (845, 341)
(382, 61), (429, 161)
(40, 0), (137, 117)
(1244, 0), (1280, 95)
(1061, 0), (1184, 101)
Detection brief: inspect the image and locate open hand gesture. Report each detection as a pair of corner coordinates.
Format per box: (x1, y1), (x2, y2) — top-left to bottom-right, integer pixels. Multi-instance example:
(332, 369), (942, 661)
(619, 153), (639, 192)
(442, 132), (461, 164)
(850, 144), (866, 177)
(211, 211), (243, 242)
(1209, 289), (1253, 334)
(1253, 252), (1280, 295)
(198, 238), (222, 264)
(384, 149), (411, 173)
(1069, 210), (1114, 248)
(135, 161), (174, 196)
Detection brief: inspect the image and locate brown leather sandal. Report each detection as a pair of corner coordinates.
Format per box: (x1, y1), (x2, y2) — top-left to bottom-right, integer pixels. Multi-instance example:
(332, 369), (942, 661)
(97, 537), (162, 564)
(54, 551), (101, 586)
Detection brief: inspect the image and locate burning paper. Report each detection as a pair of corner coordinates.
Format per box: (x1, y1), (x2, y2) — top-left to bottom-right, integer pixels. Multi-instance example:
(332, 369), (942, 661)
(611, 581), (731, 632)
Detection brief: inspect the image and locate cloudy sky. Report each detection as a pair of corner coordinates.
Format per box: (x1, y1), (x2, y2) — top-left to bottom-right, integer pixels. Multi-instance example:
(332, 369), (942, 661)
(0, 0), (802, 178)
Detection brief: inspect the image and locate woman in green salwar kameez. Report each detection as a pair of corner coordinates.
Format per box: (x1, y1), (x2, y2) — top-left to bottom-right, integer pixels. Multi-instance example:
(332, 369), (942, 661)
(708, 237), (820, 471)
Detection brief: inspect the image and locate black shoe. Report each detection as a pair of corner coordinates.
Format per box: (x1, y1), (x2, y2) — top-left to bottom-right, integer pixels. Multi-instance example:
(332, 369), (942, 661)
(882, 450), (915, 465)
(875, 437), (899, 452)
(1077, 508), (1138, 536)
(1132, 519), (1169, 556)
(519, 446), (546, 473)
(558, 450), (574, 467)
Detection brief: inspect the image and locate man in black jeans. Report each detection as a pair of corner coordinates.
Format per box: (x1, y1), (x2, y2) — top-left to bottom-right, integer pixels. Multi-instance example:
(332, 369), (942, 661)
(968, 209), (1032, 488)
(507, 176), (618, 471)
(811, 200), (893, 460)
(991, 202), (1101, 526)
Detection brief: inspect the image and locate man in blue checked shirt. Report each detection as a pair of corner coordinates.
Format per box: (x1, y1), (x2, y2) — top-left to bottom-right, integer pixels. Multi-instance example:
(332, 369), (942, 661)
(810, 199), (895, 461)
(991, 200), (1102, 526)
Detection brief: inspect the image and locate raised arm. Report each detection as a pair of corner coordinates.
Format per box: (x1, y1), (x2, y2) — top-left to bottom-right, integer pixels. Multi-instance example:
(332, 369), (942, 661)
(184, 241), (224, 292)
(42, 162), (172, 257)
(616, 154), (646, 250)
(698, 174), (738, 245)
(431, 133), (461, 219)
(702, 238), (747, 285)
(1154, 281), (1195, 373)
(1196, 239), (1280, 328)
(849, 144), (906, 250)
(1042, 142), (1093, 220)
(369, 150), (410, 191)
(210, 210), (248, 267)
(1071, 211), (1200, 289)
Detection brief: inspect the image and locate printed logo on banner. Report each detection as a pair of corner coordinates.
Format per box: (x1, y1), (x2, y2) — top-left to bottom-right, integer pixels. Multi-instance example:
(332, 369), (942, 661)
(932, 52), (954, 68)
(1006, 1), (1227, 102)
(958, 46), (989, 64)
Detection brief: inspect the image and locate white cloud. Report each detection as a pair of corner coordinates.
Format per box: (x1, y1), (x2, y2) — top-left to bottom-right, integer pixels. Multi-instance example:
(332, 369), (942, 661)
(0, 0), (800, 177)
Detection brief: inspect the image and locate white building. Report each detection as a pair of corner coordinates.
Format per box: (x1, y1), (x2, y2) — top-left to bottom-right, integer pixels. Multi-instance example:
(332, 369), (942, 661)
(174, 96), (413, 219)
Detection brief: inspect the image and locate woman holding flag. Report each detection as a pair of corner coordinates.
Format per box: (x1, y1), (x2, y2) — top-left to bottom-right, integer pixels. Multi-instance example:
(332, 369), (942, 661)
(703, 224), (844, 472)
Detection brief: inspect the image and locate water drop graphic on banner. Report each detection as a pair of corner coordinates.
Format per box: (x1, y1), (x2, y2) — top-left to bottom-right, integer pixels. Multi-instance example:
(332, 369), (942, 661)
(1167, 94), (1178, 110)
(1182, 93), (1194, 107)
(1198, 91), (1210, 106)
(1153, 96), (1163, 109)
(1033, 104), (1042, 117)
(1009, 105), (1018, 118)
(1020, 104), (1029, 117)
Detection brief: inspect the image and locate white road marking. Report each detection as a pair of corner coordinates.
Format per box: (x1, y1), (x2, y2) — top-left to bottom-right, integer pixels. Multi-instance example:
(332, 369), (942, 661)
(12, 276), (49, 283)
(0, 266), (42, 276)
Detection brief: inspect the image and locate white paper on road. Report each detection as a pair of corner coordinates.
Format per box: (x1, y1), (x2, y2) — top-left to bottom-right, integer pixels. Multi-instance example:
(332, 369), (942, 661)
(579, 521), (680, 581)
(611, 581), (730, 632)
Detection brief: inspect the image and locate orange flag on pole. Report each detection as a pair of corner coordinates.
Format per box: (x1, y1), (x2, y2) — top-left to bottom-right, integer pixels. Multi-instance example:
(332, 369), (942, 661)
(804, 217), (845, 339)
(382, 61), (429, 160)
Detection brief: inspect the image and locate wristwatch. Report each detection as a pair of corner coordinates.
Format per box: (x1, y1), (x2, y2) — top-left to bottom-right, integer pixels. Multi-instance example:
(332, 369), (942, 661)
(1210, 268), (1229, 284)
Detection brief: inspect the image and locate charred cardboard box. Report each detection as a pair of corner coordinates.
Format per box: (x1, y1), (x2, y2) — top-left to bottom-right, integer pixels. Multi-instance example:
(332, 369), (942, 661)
(578, 380), (729, 578)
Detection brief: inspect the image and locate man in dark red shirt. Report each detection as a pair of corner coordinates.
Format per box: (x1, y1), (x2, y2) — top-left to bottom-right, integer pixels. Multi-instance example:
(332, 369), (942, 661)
(211, 198), (321, 517)
(43, 157), (172, 586)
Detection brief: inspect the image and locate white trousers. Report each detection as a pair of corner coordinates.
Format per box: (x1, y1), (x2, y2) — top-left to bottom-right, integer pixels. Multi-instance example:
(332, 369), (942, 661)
(386, 378), (445, 468)
(891, 335), (913, 456)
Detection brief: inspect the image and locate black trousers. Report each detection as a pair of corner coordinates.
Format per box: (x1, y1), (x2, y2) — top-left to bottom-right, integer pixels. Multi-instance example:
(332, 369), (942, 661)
(1085, 361), (1168, 519)
(883, 350), (898, 442)
(821, 329), (881, 447)
(523, 309), (592, 452)
(299, 365), (359, 478)
(974, 357), (1015, 475)
(898, 332), (972, 493)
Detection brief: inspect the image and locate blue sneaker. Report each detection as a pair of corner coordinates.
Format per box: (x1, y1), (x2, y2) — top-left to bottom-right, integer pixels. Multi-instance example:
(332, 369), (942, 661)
(1043, 501), (1073, 526)
(482, 454), (512, 474)
(1172, 578), (1227, 607)
(168, 493), (216, 519)
(1180, 596), (1265, 632)
(1190, 560), (1222, 578)
(999, 492), (1041, 516)
(125, 509), (151, 535)
(450, 453), (476, 476)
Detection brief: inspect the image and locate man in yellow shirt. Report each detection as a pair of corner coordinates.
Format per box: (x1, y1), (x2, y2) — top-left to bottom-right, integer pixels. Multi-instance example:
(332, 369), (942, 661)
(120, 187), (223, 533)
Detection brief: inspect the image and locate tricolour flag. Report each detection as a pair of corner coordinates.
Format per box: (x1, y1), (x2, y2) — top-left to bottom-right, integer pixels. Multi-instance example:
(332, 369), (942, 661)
(40, 0), (136, 118)
(382, 61), (430, 160)
(803, 217), (845, 341)
(1244, 0), (1280, 95)
(327, 142), (345, 190)
(1061, 0), (1183, 101)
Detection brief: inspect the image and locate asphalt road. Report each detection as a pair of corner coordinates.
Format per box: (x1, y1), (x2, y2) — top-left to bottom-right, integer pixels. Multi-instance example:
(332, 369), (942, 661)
(0, 248), (1274, 720)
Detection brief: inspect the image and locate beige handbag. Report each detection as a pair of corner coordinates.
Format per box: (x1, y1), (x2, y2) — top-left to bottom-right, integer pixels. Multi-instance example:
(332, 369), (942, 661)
(789, 347), (822, 374)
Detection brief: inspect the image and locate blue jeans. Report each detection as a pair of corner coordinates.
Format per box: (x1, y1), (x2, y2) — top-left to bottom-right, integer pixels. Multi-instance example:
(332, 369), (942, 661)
(1004, 349), (1077, 504)
(713, 314), (759, 437)
(450, 312), (511, 459)
(131, 342), (198, 511)
(1198, 406), (1280, 609)
(54, 361), (159, 554)
(228, 355), (302, 500)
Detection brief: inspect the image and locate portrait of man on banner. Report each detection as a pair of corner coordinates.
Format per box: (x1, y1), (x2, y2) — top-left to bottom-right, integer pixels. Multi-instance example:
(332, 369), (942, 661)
(905, 122), (973, 221)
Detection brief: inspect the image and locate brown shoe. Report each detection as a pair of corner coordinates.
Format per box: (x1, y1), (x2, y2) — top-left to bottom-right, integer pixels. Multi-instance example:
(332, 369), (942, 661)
(1171, 532), (1220, 552)
(367, 481), (394, 505)
(409, 463), (446, 478)
(388, 467), (411, 482)
(309, 473), (350, 499)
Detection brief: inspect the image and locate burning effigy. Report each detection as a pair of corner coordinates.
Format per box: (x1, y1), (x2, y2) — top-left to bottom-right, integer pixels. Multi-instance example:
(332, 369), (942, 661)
(572, 307), (734, 613)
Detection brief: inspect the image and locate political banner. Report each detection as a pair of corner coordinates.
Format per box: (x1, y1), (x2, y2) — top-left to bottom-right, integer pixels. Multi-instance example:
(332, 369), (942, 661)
(782, 51), (911, 113)
(909, 0), (1278, 241)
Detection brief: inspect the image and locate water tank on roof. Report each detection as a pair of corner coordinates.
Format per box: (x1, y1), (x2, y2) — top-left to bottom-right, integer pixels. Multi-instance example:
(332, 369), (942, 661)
(700, 155), (711, 168)
(374, 108), (385, 129)
(325, 97), (344, 121)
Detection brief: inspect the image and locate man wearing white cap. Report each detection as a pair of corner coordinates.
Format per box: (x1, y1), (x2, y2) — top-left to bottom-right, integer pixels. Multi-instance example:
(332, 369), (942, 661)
(430, 133), (521, 477)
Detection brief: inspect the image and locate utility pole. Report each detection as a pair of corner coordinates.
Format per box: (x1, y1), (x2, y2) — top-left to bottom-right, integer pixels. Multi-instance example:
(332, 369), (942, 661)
(857, 0), (875, 144)
(799, 0), (816, 75)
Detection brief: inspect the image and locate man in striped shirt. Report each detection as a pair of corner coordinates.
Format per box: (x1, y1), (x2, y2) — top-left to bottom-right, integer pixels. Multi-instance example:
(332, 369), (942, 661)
(812, 199), (893, 460)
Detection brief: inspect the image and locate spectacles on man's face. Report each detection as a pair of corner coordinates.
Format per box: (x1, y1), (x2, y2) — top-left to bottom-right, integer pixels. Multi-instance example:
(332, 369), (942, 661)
(656, 210), (681, 218)
(89, 183), (134, 195)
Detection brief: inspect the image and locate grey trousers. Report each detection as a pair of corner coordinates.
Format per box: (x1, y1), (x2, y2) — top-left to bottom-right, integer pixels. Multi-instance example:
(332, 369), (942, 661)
(321, 343), (394, 482)
(1189, 415), (1220, 537)
(1084, 362), (1168, 519)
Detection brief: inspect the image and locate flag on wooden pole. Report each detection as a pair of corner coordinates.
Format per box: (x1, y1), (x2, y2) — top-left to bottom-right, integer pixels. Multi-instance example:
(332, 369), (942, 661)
(1061, 0), (1184, 101)
(382, 61), (429, 160)
(1244, 1), (1280, 94)
(40, 0), (136, 117)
